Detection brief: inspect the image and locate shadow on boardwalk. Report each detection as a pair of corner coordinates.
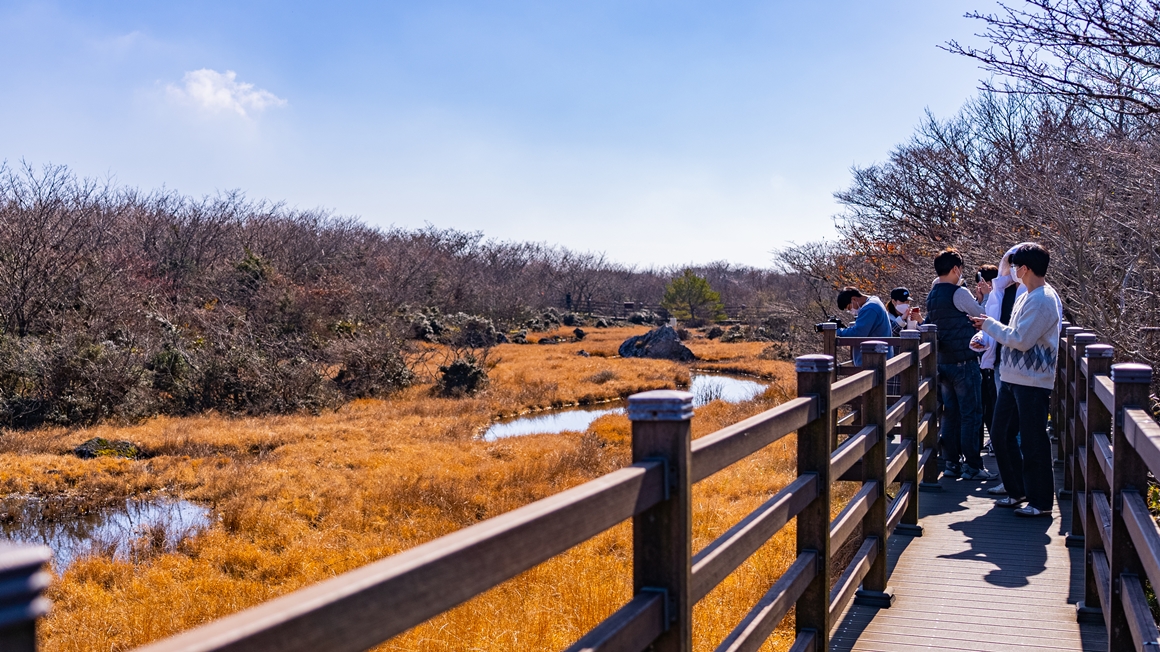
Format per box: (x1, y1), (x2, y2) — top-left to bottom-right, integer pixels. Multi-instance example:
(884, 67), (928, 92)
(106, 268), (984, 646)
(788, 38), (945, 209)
(830, 453), (1106, 652)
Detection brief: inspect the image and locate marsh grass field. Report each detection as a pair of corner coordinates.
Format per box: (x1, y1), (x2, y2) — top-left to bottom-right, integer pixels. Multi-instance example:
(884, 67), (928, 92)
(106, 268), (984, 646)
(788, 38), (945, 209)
(0, 326), (838, 652)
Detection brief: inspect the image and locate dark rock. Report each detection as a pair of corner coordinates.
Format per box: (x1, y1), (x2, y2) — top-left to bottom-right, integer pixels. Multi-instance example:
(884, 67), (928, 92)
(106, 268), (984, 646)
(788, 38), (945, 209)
(74, 437), (140, 459)
(511, 330), (529, 344)
(538, 335), (566, 345)
(721, 325), (745, 343)
(577, 349), (590, 357)
(618, 326), (695, 362)
(595, 318), (610, 328)
(573, 328), (586, 341)
(495, 332), (509, 344)
(706, 326), (724, 339)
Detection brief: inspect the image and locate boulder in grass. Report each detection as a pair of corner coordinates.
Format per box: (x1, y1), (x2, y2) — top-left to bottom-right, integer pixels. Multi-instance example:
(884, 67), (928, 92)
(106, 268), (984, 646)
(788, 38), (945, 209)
(618, 326), (695, 362)
(74, 437), (140, 459)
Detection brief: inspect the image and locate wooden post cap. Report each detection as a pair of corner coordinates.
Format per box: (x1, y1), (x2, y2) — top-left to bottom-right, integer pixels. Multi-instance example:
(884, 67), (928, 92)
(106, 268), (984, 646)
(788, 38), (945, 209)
(0, 543), (52, 630)
(1065, 326), (1086, 337)
(1111, 363), (1152, 384)
(815, 322), (837, 332)
(860, 340), (890, 354)
(1074, 333), (1098, 345)
(1086, 344), (1113, 359)
(901, 329), (921, 340)
(919, 324), (938, 333)
(627, 390), (694, 421)
(795, 354), (834, 373)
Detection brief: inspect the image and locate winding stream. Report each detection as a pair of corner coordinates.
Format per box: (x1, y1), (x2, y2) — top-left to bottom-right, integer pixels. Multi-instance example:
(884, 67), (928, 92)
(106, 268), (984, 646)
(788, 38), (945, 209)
(482, 373), (769, 441)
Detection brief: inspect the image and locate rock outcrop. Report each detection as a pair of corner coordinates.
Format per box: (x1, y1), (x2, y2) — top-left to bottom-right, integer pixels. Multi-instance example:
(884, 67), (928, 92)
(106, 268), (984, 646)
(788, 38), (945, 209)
(618, 326), (695, 361)
(74, 437), (140, 459)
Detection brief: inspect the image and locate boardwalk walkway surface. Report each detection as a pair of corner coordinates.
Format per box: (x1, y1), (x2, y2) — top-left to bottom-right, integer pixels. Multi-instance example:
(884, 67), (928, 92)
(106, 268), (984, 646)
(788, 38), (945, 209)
(832, 455), (1107, 652)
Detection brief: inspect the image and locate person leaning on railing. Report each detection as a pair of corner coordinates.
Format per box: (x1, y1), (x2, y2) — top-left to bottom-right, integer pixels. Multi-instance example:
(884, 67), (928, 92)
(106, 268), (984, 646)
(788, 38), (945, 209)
(835, 286), (893, 365)
(924, 248), (996, 482)
(969, 243), (1062, 518)
(886, 287), (921, 337)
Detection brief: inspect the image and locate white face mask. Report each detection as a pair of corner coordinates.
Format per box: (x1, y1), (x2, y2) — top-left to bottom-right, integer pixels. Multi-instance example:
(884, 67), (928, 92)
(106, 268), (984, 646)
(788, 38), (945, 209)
(1012, 266), (1024, 285)
(849, 307), (859, 317)
(896, 303), (909, 314)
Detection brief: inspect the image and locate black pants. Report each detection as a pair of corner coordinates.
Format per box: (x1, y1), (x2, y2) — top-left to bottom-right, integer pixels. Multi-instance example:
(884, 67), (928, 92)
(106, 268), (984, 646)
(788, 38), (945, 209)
(992, 382), (1054, 511)
(980, 368), (996, 446)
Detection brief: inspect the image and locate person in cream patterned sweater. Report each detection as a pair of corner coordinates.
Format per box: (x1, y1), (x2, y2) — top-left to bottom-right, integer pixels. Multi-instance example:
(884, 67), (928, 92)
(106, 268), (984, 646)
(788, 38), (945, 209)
(970, 243), (1061, 518)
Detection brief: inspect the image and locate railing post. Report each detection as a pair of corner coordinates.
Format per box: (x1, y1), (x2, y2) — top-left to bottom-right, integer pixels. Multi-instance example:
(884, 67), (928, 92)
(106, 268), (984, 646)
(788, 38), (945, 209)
(1053, 321), (1071, 453)
(818, 322), (837, 380)
(1077, 343), (1112, 624)
(897, 329), (923, 535)
(1066, 332), (1098, 541)
(794, 354), (835, 651)
(0, 543), (52, 652)
(1059, 327), (1085, 484)
(1108, 363), (1152, 651)
(918, 324), (942, 490)
(854, 341), (895, 607)
(628, 389), (695, 652)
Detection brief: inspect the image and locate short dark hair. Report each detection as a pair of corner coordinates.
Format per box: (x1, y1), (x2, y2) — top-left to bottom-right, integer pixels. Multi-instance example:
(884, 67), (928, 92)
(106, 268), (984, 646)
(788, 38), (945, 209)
(836, 287), (864, 310)
(978, 264), (999, 282)
(1009, 243), (1050, 277)
(934, 248), (964, 276)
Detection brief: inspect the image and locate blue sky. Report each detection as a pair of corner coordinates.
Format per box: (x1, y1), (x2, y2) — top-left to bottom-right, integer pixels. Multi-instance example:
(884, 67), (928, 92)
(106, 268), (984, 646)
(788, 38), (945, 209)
(0, 1), (996, 267)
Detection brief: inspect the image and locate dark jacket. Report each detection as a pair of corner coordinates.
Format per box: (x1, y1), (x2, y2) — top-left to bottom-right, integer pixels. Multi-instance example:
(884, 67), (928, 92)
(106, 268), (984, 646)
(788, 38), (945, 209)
(925, 283), (977, 364)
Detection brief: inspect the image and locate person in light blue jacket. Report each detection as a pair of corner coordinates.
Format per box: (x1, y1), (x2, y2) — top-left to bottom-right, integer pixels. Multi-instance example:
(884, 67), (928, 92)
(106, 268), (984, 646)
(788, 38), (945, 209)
(835, 287), (893, 365)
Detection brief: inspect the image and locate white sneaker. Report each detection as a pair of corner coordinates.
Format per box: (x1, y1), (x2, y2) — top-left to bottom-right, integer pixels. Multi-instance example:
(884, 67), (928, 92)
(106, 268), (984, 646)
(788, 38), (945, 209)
(961, 467), (998, 481)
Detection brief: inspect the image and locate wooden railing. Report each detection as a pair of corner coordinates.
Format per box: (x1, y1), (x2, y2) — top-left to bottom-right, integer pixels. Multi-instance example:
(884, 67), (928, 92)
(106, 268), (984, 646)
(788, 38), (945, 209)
(0, 329), (941, 652)
(1056, 322), (1160, 650)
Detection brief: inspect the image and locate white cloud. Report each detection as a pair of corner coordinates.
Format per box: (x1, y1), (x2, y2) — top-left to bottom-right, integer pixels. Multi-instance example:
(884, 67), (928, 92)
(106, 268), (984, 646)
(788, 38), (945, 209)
(167, 69), (286, 117)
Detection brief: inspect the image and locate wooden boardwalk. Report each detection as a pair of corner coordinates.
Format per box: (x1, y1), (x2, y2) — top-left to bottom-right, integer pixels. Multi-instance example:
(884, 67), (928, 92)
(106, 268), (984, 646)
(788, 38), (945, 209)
(832, 454), (1107, 652)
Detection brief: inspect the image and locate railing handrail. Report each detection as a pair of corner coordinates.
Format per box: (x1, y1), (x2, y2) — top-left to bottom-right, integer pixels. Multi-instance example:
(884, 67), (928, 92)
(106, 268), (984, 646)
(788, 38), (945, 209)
(1058, 323), (1160, 651)
(0, 328), (942, 652)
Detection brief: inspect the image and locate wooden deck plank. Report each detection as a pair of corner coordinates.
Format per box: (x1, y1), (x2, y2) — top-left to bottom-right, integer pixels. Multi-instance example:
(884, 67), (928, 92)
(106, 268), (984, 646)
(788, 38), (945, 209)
(831, 453), (1107, 652)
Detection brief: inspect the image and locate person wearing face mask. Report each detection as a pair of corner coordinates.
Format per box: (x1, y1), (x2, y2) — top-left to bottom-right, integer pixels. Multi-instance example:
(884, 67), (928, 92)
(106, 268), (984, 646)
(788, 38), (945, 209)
(970, 265), (1000, 455)
(969, 243), (1062, 518)
(835, 287), (893, 366)
(969, 243), (1064, 501)
(886, 287), (921, 337)
(924, 248), (996, 481)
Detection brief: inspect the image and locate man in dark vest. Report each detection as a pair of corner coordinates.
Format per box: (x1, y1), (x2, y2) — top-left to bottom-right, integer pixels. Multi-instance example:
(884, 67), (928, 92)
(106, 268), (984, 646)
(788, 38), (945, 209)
(925, 248), (997, 480)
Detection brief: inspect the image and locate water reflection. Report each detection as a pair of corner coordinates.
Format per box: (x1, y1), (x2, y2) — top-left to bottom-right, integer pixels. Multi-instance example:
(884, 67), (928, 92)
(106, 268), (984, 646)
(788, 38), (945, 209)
(1, 496), (211, 570)
(483, 373), (769, 441)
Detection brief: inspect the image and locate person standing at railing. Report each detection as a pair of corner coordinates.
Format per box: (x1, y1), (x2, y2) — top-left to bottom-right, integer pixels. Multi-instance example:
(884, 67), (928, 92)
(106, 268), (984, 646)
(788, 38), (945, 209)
(886, 287), (921, 337)
(835, 287), (893, 366)
(969, 243), (1061, 518)
(924, 248), (996, 481)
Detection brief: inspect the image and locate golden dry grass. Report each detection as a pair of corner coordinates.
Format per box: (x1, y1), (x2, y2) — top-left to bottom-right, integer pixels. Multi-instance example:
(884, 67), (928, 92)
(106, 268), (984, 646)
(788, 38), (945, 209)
(0, 326), (828, 651)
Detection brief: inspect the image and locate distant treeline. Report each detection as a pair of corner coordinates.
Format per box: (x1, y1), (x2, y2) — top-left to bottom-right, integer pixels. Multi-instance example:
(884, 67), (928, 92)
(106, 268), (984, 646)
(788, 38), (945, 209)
(0, 163), (795, 427)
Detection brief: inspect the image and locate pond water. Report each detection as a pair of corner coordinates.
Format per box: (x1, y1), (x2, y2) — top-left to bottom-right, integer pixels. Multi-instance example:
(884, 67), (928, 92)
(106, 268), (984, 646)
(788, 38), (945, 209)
(482, 373), (769, 441)
(1, 496), (212, 570)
